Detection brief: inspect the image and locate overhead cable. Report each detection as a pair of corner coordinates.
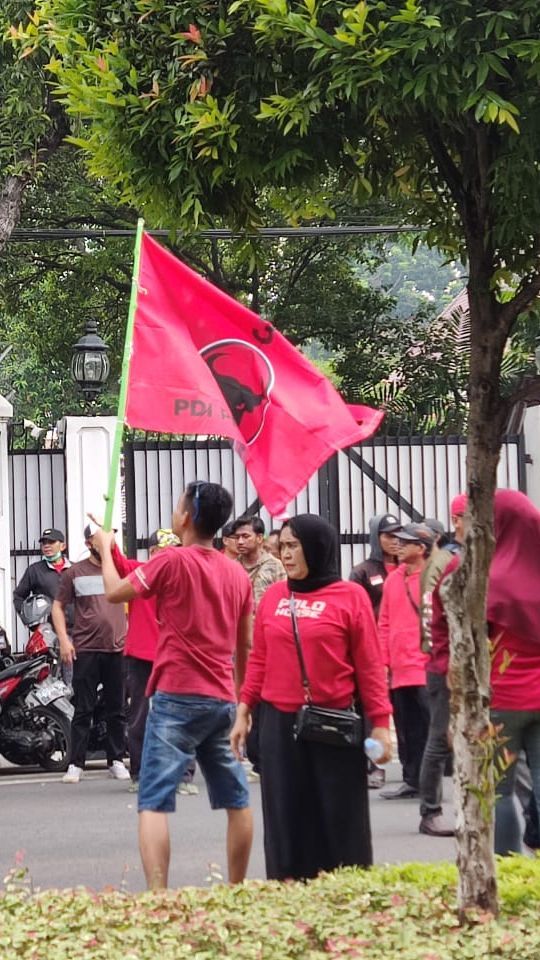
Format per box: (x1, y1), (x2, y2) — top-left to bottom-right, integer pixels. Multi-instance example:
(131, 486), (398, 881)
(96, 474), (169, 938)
(9, 223), (421, 243)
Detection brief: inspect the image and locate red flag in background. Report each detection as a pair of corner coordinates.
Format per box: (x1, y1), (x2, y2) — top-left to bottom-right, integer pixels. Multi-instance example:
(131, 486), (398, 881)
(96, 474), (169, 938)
(125, 233), (383, 515)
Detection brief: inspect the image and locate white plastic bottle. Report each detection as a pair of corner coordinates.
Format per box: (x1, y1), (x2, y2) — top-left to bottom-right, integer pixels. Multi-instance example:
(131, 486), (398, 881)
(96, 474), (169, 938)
(364, 737), (384, 762)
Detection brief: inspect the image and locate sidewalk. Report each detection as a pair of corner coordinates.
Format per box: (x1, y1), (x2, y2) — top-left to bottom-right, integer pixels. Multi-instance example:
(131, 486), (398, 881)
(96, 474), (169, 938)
(1, 759), (457, 892)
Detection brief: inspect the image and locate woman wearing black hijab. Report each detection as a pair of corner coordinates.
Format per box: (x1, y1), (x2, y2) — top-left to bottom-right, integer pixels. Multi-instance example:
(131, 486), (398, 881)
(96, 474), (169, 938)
(231, 514), (392, 881)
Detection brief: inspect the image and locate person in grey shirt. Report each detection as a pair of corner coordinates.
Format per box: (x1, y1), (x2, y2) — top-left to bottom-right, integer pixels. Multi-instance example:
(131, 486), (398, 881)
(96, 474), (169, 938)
(52, 524), (129, 785)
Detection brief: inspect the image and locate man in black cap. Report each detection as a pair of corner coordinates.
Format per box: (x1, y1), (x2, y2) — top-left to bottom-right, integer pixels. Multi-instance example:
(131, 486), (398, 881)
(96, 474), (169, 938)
(14, 527), (71, 622)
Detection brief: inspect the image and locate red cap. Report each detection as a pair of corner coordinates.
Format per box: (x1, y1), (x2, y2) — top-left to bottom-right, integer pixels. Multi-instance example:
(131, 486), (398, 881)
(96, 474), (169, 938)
(451, 494), (468, 517)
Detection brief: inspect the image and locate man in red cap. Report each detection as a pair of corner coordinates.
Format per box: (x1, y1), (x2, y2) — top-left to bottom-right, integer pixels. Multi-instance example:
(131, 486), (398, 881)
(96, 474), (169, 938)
(350, 512), (401, 788)
(450, 494), (468, 549)
(379, 522), (434, 799)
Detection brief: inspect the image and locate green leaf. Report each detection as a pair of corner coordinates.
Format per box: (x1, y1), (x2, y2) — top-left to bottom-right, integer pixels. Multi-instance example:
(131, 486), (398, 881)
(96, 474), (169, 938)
(476, 58), (489, 88)
(498, 108), (520, 133)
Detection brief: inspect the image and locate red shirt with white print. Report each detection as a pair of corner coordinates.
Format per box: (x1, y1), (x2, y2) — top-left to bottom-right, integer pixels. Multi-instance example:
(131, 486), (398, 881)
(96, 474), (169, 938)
(241, 579), (391, 728)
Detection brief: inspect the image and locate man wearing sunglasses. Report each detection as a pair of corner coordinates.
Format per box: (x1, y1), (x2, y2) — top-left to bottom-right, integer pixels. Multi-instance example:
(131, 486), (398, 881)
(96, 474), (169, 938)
(94, 481), (254, 890)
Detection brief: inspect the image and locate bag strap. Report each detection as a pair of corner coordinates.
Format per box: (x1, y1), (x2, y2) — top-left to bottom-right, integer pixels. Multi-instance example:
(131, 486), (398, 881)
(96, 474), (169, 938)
(404, 576), (420, 615)
(289, 594), (313, 704)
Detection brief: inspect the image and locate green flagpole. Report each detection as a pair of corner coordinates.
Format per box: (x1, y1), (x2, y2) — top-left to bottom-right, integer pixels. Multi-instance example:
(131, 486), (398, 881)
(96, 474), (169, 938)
(103, 217), (145, 531)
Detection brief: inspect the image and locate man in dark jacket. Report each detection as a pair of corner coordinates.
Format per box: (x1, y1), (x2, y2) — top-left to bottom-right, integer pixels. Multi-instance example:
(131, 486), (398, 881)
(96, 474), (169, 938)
(14, 527), (71, 621)
(349, 514), (401, 618)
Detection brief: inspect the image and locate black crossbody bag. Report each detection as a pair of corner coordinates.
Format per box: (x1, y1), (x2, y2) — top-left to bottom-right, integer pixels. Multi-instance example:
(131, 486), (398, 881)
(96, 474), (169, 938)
(289, 595), (363, 748)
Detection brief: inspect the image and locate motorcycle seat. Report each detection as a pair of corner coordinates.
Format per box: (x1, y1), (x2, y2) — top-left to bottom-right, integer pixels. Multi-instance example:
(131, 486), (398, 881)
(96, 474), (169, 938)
(0, 656), (46, 680)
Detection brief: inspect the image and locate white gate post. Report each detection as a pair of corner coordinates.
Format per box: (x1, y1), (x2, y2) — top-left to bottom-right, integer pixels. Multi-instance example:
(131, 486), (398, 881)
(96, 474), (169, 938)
(60, 416), (123, 561)
(523, 407), (540, 510)
(0, 395), (13, 639)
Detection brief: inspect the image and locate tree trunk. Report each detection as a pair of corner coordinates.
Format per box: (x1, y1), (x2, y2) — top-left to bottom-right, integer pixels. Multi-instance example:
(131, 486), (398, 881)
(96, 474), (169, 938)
(0, 174), (27, 255)
(441, 270), (509, 921)
(0, 95), (68, 256)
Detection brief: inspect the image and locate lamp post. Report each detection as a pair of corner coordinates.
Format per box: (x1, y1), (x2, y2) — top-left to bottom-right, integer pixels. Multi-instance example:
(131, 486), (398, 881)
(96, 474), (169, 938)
(71, 319), (110, 402)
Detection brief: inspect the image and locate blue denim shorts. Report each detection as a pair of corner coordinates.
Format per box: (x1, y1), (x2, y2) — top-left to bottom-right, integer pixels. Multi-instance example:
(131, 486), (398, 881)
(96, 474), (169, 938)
(138, 692), (249, 814)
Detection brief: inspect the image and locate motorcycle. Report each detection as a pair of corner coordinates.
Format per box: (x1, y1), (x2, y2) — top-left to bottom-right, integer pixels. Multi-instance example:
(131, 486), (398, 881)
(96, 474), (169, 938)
(0, 596), (74, 772)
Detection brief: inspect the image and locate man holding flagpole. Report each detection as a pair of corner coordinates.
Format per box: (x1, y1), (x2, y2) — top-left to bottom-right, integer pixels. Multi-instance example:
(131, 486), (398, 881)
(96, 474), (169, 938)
(94, 481), (254, 889)
(92, 222), (383, 886)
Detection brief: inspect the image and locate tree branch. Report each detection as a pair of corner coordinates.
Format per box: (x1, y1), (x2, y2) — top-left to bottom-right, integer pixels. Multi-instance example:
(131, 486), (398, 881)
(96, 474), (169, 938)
(421, 119), (468, 221)
(285, 238), (325, 300)
(41, 213), (135, 230)
(505, 374), (540, 410)
(500, 267), (540, 328)
(209, 238), (224, 286)
(168, 242), (234, 292)
(251, 267), (260, 314)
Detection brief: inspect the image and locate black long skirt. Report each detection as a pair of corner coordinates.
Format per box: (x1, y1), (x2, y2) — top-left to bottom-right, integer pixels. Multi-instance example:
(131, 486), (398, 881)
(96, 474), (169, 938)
(258, 701), (372, 881)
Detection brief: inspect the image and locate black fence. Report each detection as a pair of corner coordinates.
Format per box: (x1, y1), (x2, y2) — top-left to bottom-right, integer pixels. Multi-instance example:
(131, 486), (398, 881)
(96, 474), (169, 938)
(122, 432), (527, 574)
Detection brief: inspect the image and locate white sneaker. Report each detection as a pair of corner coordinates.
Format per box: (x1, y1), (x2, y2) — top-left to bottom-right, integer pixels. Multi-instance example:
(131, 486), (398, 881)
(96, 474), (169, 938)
(241, 758), (260, 783)
(177, 781), (199, 796)
(62, 764), (83, 784)
(108, 760), (131, 781)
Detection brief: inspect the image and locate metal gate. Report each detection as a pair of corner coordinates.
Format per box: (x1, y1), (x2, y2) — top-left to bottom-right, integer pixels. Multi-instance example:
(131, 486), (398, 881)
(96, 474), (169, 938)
(123, 432), (527, 575)
(8, 427), (67, 650)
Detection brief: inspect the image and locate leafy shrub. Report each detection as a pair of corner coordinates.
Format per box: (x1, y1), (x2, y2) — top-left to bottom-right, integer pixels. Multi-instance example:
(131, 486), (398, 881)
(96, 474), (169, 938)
(1, 859), (539, 959)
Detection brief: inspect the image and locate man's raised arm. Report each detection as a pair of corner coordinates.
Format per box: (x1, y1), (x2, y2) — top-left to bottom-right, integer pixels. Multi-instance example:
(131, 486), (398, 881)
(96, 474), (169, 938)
(92, 530), (138, 603)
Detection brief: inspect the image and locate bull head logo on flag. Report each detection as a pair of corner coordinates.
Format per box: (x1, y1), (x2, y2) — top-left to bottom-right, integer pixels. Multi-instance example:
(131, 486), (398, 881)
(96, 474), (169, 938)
(200, 340), (275, 445)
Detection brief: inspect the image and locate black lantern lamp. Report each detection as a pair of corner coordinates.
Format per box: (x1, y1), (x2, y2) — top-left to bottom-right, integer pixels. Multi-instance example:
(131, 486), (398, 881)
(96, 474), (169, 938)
(71, 320), (110, 401)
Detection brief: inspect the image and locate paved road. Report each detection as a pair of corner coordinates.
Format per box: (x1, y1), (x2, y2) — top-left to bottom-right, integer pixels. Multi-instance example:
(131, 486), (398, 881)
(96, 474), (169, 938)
(1, 760), (456, 892)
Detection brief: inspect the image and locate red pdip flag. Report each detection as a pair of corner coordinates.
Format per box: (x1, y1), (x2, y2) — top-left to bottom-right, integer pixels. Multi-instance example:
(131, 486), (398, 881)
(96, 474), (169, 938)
(125, 232), (383, 515)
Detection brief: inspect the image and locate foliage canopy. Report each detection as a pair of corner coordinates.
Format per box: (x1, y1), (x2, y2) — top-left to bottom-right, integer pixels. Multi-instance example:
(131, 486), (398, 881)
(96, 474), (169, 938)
(0, 0), (69, 250)
(15, 1), (540, 279)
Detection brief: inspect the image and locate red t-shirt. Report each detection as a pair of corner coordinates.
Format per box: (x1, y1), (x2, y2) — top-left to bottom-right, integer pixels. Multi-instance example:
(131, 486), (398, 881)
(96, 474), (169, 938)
(241, 580), (392, 728)
(112, 545), (158, 662)
(128, 545), (252, 701)
(490, 625), (540, 711)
